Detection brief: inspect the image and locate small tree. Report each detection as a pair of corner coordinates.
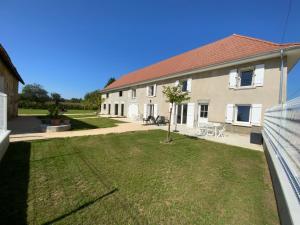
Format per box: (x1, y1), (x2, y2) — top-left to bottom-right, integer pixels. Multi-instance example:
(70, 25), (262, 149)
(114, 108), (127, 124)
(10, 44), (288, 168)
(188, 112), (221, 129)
(50, 92), (62, 106)
(162, 83), (190, 143)
(84, 90), (104, 112)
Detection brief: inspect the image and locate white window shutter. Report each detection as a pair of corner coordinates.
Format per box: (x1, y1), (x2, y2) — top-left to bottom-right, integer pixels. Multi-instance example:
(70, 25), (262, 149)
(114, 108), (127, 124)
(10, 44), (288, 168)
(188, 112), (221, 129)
(251, 104), (262, 126)
(187, 78), (192, 92)
(153, 84), (157, 96)
(175, 80), (179, 86)
(143, 104), (147, 119)
(154, 104), (158, 118)
(254, 64), (264, 87)
(229, 69), (237, 88)
(146, 86), (149, 96)
(187, 103), (195, 128)
(226, 104), (234, 123)
(128, 90), (132, 98)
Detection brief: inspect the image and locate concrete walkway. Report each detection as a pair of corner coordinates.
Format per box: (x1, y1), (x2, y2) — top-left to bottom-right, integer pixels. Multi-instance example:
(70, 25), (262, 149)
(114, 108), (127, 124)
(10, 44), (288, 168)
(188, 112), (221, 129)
(9, 117), (158, 142)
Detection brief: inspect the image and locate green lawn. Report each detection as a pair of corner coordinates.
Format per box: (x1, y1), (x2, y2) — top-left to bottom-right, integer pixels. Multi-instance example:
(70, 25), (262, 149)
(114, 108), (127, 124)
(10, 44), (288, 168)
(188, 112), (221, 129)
(0, 130), (279, 225)
(18, 108), (97, 115)
(39, 115), (125, 131)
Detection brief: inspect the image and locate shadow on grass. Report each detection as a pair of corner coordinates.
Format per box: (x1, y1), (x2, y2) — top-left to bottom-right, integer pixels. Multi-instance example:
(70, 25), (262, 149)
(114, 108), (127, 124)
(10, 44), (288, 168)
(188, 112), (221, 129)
(0, 142), (31, 225)
(42, 188), (118, 225)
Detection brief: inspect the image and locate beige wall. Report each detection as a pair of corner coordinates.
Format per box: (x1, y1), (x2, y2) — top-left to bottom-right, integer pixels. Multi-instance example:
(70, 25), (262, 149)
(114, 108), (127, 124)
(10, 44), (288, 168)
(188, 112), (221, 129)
(0, 60), (19, 119)
(102, 57), (286, 132)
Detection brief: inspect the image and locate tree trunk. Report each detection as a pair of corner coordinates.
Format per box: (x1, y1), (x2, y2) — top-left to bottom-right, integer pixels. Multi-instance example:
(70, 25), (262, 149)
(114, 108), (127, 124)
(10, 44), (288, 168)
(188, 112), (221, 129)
(167, 105), (172, 142)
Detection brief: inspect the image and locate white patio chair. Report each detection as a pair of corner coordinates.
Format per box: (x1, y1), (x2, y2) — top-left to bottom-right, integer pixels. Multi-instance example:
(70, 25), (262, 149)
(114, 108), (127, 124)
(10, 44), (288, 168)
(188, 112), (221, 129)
(206, 126), (215, 136)
(196, 123), (207, 136)
(217, 125), (226, 138)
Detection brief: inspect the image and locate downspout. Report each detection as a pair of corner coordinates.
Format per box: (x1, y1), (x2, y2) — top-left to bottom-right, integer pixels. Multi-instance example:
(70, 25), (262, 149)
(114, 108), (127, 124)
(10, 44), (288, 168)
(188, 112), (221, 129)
(279, 49), (284, 104)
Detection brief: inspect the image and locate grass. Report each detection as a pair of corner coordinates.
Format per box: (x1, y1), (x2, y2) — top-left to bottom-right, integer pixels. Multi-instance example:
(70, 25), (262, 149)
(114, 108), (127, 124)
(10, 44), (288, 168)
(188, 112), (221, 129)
(18, 108), (96, 115)
(38, 115), (125, 131)
(0, 130), (279, 225)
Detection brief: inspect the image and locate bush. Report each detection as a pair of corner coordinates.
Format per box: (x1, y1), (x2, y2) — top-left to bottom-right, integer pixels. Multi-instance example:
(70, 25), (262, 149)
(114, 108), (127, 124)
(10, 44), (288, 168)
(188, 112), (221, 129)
(18, 101), (93, 110)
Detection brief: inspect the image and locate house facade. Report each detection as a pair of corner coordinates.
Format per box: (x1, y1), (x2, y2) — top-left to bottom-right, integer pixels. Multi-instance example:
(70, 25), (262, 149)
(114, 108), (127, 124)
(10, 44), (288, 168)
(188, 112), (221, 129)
(0, 44), (24, 119)
(100, 34), (300, 133)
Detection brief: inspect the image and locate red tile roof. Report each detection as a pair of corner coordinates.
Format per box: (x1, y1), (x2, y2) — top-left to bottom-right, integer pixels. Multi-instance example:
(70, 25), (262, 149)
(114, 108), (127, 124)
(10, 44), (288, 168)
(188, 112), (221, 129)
(104, 34), (300, 91)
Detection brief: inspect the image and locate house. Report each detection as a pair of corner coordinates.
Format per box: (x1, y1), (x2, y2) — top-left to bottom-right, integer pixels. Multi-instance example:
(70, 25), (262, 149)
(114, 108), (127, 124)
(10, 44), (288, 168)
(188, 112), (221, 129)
(100, 34), (300, 133)
(0, 44), (25, 119)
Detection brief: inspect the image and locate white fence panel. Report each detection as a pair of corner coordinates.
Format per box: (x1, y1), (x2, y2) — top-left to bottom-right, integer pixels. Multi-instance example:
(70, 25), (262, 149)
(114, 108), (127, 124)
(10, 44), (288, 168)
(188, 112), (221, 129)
(0, 93), (7, 132)
(263, 96), (300, 203)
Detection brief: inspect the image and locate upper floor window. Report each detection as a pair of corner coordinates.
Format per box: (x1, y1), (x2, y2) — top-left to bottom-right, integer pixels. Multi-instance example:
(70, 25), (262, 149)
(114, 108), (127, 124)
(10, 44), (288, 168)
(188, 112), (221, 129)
(132, 89), (136, 98)
(147, 85), (156, 97)
(119, 91), (123, 97)
(181, 80), (188, 92)
(239, 69), (253, 87)
(106, 93), (109, 98)
(175, 79), (191, 92)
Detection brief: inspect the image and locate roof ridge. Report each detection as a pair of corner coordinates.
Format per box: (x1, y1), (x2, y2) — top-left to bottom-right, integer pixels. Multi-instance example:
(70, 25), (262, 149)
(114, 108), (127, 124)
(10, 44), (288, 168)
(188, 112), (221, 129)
(232, 34), (279, 46)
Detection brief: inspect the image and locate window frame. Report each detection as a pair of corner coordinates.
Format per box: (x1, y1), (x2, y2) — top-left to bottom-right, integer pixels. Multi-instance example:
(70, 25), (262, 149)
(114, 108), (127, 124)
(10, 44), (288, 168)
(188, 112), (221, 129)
(132, 89), (136, 99)
(234, 104), (252, 126)
(181, 80), (188, 92)
(238, 67), (254, 88)
(148, 85), (155, 97)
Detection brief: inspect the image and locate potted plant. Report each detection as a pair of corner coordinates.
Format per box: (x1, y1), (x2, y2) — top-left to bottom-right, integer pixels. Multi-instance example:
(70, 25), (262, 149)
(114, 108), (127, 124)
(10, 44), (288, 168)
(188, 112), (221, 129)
(48, 105), (61, 126)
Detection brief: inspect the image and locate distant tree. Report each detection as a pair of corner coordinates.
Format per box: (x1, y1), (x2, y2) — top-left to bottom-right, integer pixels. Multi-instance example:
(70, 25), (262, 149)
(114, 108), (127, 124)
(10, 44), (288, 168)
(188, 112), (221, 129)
(69, 98), (82, 103)
(84, 90), (104, 111)
(20, 83), (49, 103)
(162, 83), (190, 143)
(104, 77), (116, 88)
(50, 92), (62, 106)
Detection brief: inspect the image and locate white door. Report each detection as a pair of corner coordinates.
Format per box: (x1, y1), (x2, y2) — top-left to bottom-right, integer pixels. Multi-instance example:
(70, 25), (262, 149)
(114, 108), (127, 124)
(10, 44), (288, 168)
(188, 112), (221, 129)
(128, 104), (138, 119)
(198, 104), (208, 124)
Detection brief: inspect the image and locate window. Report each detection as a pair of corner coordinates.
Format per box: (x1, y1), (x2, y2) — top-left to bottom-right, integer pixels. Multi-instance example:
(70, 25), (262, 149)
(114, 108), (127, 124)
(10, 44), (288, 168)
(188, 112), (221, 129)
(200, 104), (208, 118)
(236, 105), (251, 123)
(181, 80), (188, 92)
(148, 85), (155, 97)
(119, 91), (123, 97)
(103, 104), (106, 110)
(114, 104), (118, 115)
(132, 89), (136, 98)
(239, 69), (253, 87)
(176, 104), (188, 124)
(147, 104), (154, 117)
(106, 93), (109, 98)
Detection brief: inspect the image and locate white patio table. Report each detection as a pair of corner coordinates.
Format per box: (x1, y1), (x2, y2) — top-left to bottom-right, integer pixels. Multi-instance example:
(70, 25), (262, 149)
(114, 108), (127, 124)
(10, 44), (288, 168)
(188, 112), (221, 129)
(206, 122), (221, 137)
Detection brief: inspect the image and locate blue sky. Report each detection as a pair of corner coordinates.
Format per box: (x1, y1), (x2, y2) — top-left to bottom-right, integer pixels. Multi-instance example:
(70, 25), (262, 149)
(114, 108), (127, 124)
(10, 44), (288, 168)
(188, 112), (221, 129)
(0, 0), (299, 99)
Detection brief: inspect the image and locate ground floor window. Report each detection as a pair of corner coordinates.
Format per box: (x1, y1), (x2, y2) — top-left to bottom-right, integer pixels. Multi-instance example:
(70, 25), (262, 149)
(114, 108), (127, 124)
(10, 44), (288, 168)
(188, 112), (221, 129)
(121, 104), (124, 116)
(115, 104), (119, 115)
(235, 105), (251, 123)
(108, 104), (111, 114)
(176, 104), (188, 124)
(103, 104), (106, 110)
(198, 103), (208, 123)
(147, 104), (154, 117)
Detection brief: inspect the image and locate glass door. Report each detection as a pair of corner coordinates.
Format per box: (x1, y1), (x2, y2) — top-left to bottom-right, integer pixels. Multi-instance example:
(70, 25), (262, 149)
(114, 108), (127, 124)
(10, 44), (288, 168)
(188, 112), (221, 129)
(176, 104), (188, 124)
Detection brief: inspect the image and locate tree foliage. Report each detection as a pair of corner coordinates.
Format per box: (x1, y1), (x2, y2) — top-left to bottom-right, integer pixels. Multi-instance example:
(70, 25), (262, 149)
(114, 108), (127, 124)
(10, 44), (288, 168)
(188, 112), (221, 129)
(84, 90), (104, 111)
(50, 92), (62, 106)
(162, 83), (190, 142)
(20, 83), (49, 103)
(104, 77), (116, 88)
